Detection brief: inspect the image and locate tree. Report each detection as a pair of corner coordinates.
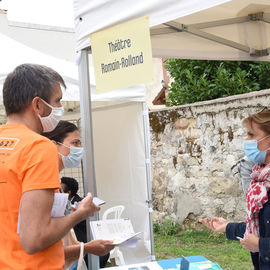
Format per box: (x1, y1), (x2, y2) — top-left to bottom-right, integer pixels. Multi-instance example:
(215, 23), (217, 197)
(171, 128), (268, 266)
(165, 59), (270, 106)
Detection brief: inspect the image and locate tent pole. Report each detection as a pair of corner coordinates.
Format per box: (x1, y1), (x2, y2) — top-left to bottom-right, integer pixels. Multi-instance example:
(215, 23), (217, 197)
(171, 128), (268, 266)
(142, 102), (155, 261)
(78, 48), (99, 270)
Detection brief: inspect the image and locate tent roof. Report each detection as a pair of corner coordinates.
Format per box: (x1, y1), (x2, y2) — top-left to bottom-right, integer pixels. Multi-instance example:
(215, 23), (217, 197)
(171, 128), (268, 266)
(151, 0), (270, 61)
(0, 32), (80, 101)
(0, 10), (76, 62)
(5, 0), (230, 57)
(6, 0), (270, 61)
(73, 0), (229, 52)
(7, 0), (74, 31)
(73, 0), (270, 61)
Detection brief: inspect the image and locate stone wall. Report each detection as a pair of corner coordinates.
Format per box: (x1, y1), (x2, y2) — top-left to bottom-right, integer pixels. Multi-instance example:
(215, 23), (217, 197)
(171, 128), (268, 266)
(149, 89), (270, 229)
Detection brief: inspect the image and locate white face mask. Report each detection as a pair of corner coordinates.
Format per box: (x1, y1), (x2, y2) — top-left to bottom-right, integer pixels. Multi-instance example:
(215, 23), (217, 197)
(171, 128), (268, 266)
(38, 99), (64, 132)
(58, 143), (84, 168)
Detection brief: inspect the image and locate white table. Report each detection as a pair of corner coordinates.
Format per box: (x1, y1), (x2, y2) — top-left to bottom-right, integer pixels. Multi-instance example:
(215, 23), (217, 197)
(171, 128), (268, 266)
(104, 261), (163, 270)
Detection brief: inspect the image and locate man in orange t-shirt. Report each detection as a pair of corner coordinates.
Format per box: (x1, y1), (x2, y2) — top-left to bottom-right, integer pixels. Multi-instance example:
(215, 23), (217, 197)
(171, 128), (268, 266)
(0, 64), (100, 269)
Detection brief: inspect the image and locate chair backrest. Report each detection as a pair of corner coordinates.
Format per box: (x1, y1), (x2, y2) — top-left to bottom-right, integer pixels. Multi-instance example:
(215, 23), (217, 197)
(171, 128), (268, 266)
(102, 205), (125, 220)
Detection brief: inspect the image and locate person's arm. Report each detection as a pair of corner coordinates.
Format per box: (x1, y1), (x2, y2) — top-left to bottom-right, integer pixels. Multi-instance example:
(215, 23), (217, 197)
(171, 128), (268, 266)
(225, 222), (246, 240)
(200, 217), (229, 232)
(19, 190), (99, 254)
(64, 240), (115, 260)
(201, 217), (246, 241)
(64, 244), (81, 262)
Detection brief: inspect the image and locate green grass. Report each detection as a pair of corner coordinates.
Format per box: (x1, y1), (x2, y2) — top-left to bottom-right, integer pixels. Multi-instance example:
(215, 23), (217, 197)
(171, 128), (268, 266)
(154, 229), (252, 270)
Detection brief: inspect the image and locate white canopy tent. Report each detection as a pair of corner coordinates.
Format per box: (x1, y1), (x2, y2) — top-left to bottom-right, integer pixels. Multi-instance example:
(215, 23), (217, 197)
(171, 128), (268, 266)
(5, 0), (270, 61)
(74, 0), (270, 61)
(1, 0), (76, 62)
(151, 0), (270, 61)
(0, 33), (80, 101)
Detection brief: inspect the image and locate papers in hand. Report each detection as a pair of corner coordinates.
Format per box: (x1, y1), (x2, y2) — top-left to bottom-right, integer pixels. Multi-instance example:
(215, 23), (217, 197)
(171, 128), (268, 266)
(51, 193), (69, 217)
(72, 197), (105, 209)
(90, 218), (141, 247)
(17, 193), (68, 233)
(93, 197), (105, 206)
(106, 232), (141, 246)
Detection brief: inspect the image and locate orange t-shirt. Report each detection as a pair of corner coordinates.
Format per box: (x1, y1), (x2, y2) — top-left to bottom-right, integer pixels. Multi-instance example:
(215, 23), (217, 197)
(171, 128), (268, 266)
(0, 124), (64, 269)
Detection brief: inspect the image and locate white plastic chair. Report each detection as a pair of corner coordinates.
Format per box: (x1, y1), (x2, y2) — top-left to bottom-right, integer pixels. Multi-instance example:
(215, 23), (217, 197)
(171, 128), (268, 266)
(102, 205), (125, 220)
(102, 205), (125, 266)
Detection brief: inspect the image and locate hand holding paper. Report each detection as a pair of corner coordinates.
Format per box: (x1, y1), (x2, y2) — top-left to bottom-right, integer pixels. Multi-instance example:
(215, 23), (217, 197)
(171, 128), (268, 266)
(84, 239), (114, 256)
(105, 232), (141, 246)
(90, 218), (141, 247)
(72, 197), (105, 210)
(77, 192), (100, 220)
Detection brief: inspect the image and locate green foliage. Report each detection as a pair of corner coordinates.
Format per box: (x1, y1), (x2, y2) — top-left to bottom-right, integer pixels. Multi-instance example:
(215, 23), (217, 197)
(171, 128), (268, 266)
(153, 223), (161, 234)
(154, 229), (252, 270)
(154, 219), (180, 236)
(165, 59), (270, 106)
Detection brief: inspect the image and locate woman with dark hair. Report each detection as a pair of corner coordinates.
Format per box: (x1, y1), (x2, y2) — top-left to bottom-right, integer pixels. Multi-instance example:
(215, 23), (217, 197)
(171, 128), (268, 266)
(43, 120), (82, 171)
(43, 120), (113, 269)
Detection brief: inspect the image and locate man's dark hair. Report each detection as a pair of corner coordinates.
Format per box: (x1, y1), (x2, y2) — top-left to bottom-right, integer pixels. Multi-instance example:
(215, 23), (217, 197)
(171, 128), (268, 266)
(3, 63), (66, 115)
(61, 177), (79, 197)
(42, 120), (78, 143)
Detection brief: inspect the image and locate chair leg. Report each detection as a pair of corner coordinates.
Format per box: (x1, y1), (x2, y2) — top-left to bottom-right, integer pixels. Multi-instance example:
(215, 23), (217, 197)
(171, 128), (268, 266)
(115, 249), (125, 266)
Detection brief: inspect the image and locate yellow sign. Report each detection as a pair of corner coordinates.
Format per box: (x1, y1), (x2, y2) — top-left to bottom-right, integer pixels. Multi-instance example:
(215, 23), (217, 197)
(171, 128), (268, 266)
(90, 16), (153, 93)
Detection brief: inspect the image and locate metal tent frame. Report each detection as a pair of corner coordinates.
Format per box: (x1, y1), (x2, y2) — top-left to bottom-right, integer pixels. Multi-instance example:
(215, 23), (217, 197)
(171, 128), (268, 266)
(151, 11), (270, 57)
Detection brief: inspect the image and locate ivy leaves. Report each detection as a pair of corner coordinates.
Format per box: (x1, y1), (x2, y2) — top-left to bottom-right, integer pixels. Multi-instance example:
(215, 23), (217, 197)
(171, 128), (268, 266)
(165, 59), (269, 106)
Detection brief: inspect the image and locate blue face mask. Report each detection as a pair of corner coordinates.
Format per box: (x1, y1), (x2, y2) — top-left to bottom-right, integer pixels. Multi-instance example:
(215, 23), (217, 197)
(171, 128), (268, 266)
(244, 135), (270, 163)
(58, 144), (84, 168)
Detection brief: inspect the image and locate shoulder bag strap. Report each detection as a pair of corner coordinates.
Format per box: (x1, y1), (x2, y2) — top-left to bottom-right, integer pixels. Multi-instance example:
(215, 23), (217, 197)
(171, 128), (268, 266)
(77, 242), (84, 270)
